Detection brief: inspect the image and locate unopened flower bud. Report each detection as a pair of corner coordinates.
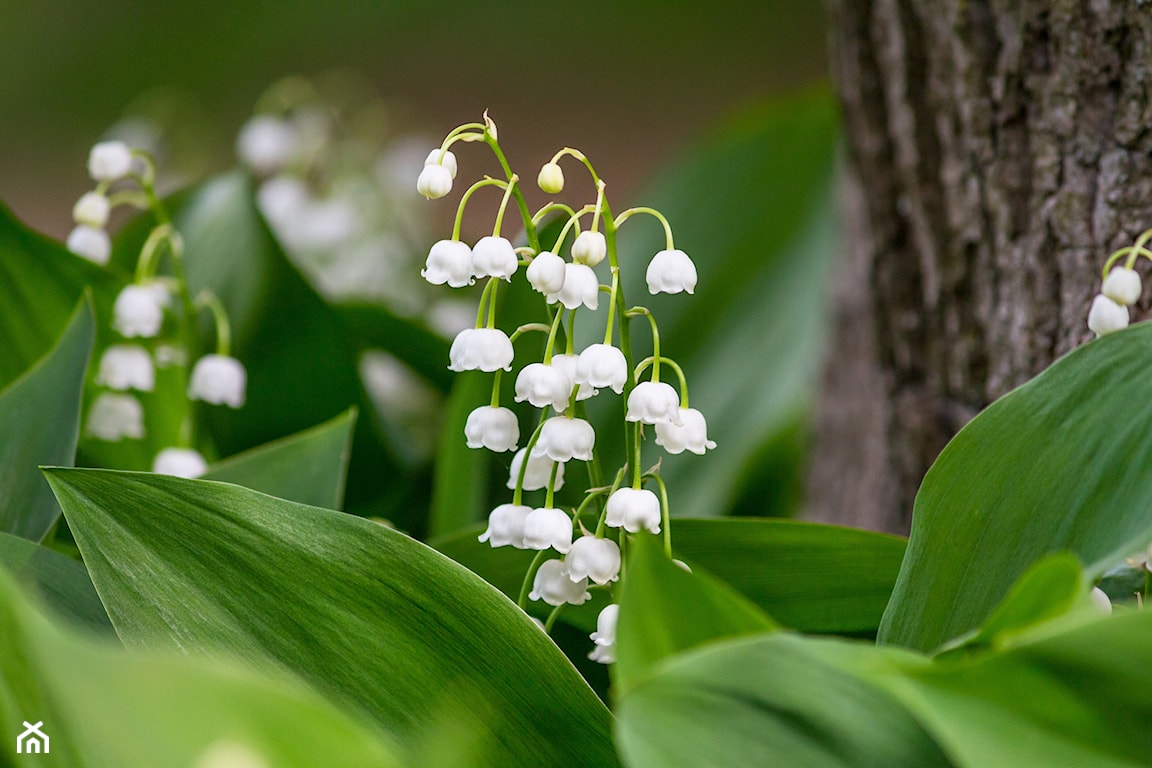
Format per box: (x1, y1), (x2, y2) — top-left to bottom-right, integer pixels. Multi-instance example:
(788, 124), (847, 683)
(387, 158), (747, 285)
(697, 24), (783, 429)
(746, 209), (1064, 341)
(417, 164), (453, 199)
(646, 249), (698, 295)
(571, 231), (606, 267)
(464, 405), (519, 452)
(1102, 266), (1142, 306)
(188, 354), (247, 408)
(537, 162), (564, 194)
(1087, 294), (1129, 337)
(67, 226), (111, 265)
(528, 558), (589, 606)
(72, 192), (110, 228)
(566, 536), (621, 585)
(425, 148), (458, 179)
(153, 448), (208, 479)
(88, 141), (133, 181)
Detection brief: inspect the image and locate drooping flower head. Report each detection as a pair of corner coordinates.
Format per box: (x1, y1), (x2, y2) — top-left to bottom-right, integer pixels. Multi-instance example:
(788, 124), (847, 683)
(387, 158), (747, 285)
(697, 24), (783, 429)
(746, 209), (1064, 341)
(188, 354), (247, 408)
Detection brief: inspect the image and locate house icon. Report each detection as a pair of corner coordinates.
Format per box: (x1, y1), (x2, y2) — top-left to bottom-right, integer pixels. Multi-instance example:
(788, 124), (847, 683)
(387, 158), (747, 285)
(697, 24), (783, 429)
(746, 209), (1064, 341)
(16, 721), (49, 754)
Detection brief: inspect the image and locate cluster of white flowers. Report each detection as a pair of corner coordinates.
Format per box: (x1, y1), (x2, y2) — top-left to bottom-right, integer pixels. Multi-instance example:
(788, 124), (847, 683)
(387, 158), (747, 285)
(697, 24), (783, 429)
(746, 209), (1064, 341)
(1087, 231), (1152, 338)
(419, 116), (715, 664)
(71, 141), (249, 478)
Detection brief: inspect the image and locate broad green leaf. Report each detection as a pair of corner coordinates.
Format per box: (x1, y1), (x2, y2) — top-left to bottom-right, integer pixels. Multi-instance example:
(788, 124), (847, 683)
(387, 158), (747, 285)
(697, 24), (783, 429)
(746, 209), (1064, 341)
(0, 300), (93, 541)
(0, 532), (111, 633)
(0, 569), (400, 767)
(204, 408), (357, 510)
(615, 634), (953, 768)
(46, 468), (619, 768)
(0, 200), (120, 390)
(592, 90), (840, 516)
(427, 371), (491, 538)
(434, 517), (905, 636)
(615, 532), (777, 694)
(881, 324), (1152, 651)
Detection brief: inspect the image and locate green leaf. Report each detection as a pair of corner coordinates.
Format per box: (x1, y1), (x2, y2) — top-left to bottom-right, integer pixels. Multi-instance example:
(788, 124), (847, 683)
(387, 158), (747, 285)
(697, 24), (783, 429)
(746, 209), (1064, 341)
(615, 532), (777, 694)
(600, 89), (840, 516)
(334, 302), (453, 393)
(0, 568), (401, 767)
(0, 531), (111, 633)
(46, 468), (619, 768)
(880, 324), (1152, 651)
(0, 299), (93, 541)
(204, 408), (357, 510)
(0, 200), (120, 391)
(427, 371), (491, 538)
(434, 517), (905, 636)
(615, 634), (953, 768)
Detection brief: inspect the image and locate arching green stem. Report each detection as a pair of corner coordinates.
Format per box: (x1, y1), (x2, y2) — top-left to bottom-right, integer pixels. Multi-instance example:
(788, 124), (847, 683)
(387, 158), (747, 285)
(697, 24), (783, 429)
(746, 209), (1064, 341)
(614, 206), (675, 251)
(517, 549), (549, 610)
(650, 472), (673, 557)
(492, 174), (519, 237)
(485, 134), (540, 252)
(626, 307), (662, 383)
(634, 356), (689, 408)
(453, 177), (509, 242)
(194, 291), (233, 356)
(543, 305), (565, 364)
(513, 417), (548, 506)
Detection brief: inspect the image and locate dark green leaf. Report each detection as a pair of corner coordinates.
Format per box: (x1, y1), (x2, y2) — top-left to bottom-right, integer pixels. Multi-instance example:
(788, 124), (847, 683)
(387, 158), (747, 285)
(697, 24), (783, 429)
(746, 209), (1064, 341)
(205, 408), (357, 510)
(881, 324), (1152, 651)
(0, 569), (401, 767)
(47, 468), (619, 767)
(0, 299), (93, 541)
(0, 531), (110, 633)
(334, 302), (453, 393)
(615, 532), (777, 694)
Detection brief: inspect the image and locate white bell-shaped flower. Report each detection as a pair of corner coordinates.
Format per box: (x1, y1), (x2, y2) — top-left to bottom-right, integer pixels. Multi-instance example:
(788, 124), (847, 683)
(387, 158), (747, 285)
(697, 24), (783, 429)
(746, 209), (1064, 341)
(515, 362), (573, 413)
(1090, 586), (1113, 614)
(86, 393), (145, 441)
(588, 603), (619, 664)
(523, 506), (574, 553)
(537, 162), (564, 194)
(152, 447), (208, 479)
(88, 141), (133, 181)
(424, 148), (458, 179)
(422, 239), (474, 287)
(448, 328), (514, 372)
(507, 448), (565, 491)
(626, 381), (682, 425)
(478, 503), (532, 548)
(113, 283), (169, 338)
(605, 487), (662, 534)
(96, 345), (155, 392)
(67, 225), (111, 265)
(588, 644), (616, 664)
(471, 236), (518, 280)
(257, 176), (309, 225)
(646, 248), (698, 295)
(73, 192), (110, 228)
(566, 536), (621, 585)
(464, 405), (519, 452)
(550, 263), (600, 310)
(417, 164), (453, 200)
(528, 558), (590, 606)
(532, 416), (595, 463)
(572, 231), (607, 267)
(1102, 267), (1142, 306)
(655, 407), (717, 455)
(1087, 294), (1129, 337)
(550, 353), (595, 400)
(236, 115), (299, 175)
(575, 343), (628, 395)
(188, 354), (247, 408)
(526, 251), (566, 295)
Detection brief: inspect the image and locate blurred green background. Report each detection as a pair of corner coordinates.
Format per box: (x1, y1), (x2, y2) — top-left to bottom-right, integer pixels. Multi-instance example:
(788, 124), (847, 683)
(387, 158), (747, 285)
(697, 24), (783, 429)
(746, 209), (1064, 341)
(0, 0), (827, 237)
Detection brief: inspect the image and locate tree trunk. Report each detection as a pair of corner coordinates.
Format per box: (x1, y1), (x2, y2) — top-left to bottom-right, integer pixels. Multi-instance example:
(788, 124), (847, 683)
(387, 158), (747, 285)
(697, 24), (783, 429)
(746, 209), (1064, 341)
(808, 1), (1152, 533)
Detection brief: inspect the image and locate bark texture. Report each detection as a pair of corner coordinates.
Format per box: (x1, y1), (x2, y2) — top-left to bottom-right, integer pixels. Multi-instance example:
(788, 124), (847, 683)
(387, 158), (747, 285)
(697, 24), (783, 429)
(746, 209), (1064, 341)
(809, 1), (1152, 533)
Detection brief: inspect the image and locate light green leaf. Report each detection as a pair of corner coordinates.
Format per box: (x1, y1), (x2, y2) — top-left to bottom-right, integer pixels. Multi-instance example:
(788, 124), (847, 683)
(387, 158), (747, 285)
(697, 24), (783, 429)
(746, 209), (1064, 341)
(0, 201), (120, 391)
(881, 324), (1152, 651)
(0, 531), (111, 633)
(434, 517), (905, 636)
(0, 568), (401, 767)
(615, 532), (777, 695)
(204, 408), (357, 510)
(615, 634), (952, 768)
(0, 299), (93, 541)
(46, 468), (619, 768)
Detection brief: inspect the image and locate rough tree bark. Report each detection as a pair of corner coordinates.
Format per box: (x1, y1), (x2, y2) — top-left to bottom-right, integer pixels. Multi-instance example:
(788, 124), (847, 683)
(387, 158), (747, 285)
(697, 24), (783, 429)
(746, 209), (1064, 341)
(808, 1), (1152, 533)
